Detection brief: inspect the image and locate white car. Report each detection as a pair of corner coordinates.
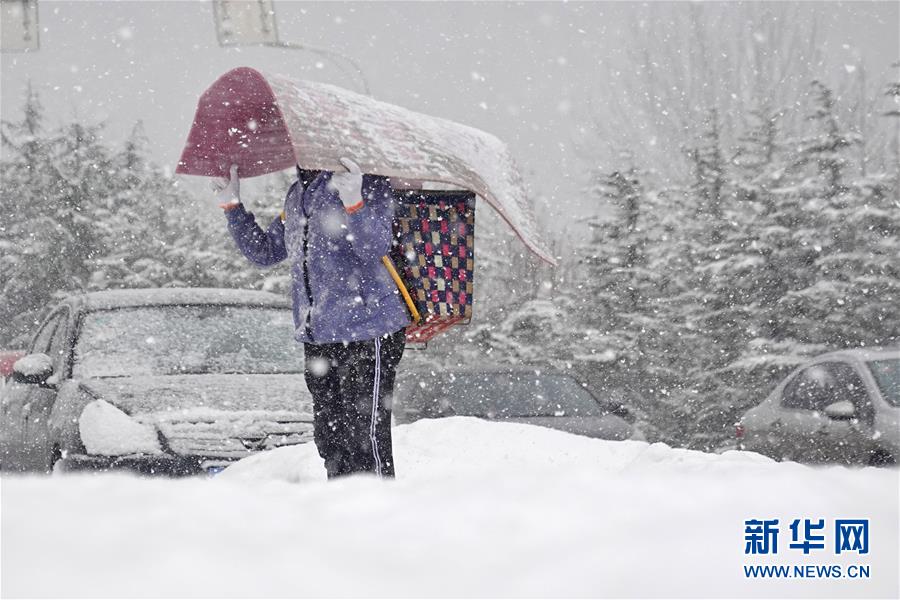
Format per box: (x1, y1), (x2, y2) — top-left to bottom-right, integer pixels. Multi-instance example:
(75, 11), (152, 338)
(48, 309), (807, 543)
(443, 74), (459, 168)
(737, 348), (899, 465)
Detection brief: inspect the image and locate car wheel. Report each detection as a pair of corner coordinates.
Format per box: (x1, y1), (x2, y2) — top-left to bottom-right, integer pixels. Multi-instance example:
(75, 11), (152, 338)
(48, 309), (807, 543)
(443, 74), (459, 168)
(867, 448), (896, 467)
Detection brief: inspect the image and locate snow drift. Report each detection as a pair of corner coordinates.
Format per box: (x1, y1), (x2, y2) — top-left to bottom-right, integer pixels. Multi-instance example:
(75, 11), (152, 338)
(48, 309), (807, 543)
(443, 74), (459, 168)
(2, 418), (897, 598)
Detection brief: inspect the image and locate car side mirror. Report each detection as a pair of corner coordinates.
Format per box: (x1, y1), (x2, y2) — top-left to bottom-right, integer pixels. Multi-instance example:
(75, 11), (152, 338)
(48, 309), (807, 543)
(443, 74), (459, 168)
(824, 400), (856, 421)
(12, 353), (54, 386)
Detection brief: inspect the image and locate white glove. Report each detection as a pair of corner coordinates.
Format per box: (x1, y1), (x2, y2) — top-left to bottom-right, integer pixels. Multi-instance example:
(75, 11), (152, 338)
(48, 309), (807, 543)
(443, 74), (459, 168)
(211, 164), (240, 209)
(328, 157), (363, 210)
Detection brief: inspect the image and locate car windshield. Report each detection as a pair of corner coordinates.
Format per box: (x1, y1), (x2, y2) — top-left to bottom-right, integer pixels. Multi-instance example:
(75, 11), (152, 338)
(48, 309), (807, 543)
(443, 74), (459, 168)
(73, 305), (302, 378)
(402, 373), (605, 418)
(867, 359), (900, 407)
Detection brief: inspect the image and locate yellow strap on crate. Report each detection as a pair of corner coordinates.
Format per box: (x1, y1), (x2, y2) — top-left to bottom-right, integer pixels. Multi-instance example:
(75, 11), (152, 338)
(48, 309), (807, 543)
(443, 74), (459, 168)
(382, 256), (421, 325)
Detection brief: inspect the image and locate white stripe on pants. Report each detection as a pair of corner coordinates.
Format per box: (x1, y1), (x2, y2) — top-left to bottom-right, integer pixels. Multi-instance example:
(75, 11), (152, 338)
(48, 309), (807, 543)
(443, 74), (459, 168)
(370, 336), (383, 477)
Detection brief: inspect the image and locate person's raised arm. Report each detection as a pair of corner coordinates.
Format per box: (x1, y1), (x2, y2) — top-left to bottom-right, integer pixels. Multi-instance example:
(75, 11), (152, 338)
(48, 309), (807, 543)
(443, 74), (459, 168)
(214, 165), (288, 267)
(329, 158), (394, 262)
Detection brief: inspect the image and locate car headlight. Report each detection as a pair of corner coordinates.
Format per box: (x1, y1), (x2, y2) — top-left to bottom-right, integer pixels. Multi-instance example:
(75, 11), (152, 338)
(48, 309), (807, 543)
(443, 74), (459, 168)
(79, 399), (163, 456)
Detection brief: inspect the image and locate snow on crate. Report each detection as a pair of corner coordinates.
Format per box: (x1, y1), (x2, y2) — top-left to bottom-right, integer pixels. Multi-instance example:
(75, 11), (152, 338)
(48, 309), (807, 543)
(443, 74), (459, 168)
(176, 68), (556, 266)
(3, 418), (897, 598)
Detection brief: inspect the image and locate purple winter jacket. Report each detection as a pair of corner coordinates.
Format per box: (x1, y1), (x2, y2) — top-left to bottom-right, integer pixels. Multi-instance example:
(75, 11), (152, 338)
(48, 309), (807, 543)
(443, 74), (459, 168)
(225, 170), (410, 344)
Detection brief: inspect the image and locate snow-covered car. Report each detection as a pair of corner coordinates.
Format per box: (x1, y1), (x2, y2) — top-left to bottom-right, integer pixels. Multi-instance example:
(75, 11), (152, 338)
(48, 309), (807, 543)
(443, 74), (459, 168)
(0, 288), (313, 475)
(393, 368), (643, 441)
(736, 348), (900, 465)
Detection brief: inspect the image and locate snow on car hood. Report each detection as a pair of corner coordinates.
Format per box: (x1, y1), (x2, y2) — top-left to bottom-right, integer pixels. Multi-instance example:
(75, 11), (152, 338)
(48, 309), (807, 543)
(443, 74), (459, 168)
(81, 374), (312, 415)
(80, 374), (313, 417)
(79, 374), (315, 458)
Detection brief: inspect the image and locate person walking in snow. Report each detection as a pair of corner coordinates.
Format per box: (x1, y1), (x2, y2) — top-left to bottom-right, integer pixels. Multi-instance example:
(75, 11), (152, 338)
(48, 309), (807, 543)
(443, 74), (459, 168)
(213, 160), (410, 479)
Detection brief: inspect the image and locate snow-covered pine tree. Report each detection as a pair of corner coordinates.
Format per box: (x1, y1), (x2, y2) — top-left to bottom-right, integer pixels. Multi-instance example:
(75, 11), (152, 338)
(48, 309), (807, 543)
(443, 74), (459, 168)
(729, 78), (898, 403)
(0, 88), (282, 347)
(794, 81), (856, 198)
(87, 121), (170, 289)
(716, 103), (809, 417)
(732, 104), (784, 204)
(651, 104), (812, 448)
(777, 80), (899, 350)
(775, 79), (861, 346)
(447, 201), (561, 368)
(0, 95), (125, 346)
(0, 83), (51, 346)
(76, 120), (228, 291)
(570, 162), (680, 438)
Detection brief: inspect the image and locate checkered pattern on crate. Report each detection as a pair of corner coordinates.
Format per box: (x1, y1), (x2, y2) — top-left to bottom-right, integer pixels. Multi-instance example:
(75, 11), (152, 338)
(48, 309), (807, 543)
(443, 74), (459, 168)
(393, 190), (475, 334)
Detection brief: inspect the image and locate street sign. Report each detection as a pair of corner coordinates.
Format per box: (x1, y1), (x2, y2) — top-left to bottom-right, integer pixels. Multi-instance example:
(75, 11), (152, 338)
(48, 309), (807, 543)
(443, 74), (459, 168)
(1, 0), (39, 52)
(212, 0), (278, 47)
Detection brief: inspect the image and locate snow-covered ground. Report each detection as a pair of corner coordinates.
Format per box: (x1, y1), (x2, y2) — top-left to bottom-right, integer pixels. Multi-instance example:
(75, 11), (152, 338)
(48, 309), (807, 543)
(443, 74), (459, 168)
(2, 417), (897, 598)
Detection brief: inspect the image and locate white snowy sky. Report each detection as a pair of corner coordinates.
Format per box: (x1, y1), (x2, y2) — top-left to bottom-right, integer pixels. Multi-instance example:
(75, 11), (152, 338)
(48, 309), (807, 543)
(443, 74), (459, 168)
(2, 1), (898, 237)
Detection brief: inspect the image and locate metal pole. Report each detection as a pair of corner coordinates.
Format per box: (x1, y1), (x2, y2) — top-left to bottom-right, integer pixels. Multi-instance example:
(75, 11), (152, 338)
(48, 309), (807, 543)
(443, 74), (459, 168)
(211, 1), (370, 95)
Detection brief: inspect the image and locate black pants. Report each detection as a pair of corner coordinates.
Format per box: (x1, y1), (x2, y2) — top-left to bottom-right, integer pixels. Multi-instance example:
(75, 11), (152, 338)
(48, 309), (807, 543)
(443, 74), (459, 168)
(304, 329), (405, 479)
